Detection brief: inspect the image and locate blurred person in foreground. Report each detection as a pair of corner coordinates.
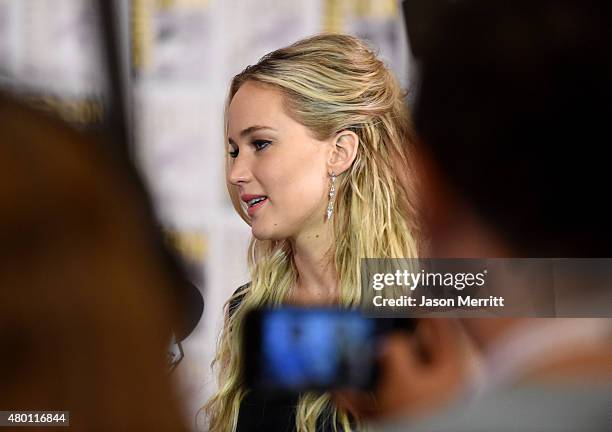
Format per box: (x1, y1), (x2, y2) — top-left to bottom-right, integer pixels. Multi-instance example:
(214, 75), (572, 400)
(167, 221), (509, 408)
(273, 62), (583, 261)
(0, 93), (189, 431)
(338, 1), (612, 430)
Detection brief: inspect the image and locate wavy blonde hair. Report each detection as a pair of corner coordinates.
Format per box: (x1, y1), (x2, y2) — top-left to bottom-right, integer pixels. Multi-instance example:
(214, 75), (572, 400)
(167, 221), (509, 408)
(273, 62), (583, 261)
(205, 33), (420, 432)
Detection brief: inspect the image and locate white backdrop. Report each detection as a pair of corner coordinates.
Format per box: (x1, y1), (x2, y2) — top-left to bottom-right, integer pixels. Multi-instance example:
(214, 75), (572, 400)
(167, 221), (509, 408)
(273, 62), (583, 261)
(0, 1), (414, 429)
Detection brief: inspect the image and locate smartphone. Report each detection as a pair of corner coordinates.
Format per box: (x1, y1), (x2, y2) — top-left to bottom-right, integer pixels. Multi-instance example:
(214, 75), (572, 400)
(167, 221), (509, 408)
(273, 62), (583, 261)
(243, 307), (415, 394)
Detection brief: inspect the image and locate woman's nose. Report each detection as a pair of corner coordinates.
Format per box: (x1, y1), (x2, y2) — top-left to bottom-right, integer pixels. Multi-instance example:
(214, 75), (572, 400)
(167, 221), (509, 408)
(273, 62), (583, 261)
(228, 153), (252, 186)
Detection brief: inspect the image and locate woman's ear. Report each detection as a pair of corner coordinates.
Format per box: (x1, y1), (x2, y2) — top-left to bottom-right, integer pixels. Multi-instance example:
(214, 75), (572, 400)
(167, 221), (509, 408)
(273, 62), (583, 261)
(328, 130), (358, 175)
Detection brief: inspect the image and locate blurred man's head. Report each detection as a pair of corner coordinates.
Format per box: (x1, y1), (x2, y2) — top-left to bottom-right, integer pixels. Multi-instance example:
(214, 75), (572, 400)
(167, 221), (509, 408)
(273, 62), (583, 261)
(406, 0), (612, 393)
(413, 0), (612, 258)
(0, 93), (188, 431)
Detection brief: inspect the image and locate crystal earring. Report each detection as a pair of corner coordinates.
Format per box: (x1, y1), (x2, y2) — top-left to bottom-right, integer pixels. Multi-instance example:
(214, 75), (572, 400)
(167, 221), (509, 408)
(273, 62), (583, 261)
(326, 172), (336, 221)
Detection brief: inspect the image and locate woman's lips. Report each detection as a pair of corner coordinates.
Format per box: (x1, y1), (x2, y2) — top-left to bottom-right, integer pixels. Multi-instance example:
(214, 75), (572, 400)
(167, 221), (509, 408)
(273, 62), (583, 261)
(247, 197), (267, 216)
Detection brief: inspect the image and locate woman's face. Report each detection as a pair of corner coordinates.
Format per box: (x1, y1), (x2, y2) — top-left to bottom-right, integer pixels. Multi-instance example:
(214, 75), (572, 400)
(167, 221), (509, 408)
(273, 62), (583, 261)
(227, 81), (331, 241)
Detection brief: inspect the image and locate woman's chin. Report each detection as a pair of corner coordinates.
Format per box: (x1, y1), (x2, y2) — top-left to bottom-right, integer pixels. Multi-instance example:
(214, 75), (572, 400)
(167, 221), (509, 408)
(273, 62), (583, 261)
(251, 225), (287, 242)
(251, 226), (272, 241)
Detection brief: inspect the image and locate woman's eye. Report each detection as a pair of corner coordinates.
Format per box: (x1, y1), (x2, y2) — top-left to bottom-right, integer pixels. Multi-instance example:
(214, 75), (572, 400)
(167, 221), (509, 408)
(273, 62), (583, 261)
(253, 140), (271, 151)
(228, 148), (239, 158)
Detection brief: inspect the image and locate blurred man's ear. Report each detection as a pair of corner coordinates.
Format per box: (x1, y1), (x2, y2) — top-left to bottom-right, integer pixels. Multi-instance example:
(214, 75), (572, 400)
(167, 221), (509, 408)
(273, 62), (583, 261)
(413, 141), (455, 250)
(414, 141), (511, 258)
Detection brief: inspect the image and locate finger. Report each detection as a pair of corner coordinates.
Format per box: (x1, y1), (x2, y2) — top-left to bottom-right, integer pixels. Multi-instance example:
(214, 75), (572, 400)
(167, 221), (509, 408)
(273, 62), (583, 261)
(332, 389), (377, 418)
(379, 332), (420, 378)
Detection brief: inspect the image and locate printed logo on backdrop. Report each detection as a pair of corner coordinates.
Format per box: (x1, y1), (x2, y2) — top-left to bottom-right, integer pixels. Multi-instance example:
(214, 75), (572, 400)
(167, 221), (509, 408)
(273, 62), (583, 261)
(0, 0), (111, 131)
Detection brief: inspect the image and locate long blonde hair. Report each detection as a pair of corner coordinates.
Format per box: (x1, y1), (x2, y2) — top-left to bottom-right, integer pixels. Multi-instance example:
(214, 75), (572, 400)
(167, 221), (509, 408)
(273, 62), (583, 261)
(205, 33), (420, 432)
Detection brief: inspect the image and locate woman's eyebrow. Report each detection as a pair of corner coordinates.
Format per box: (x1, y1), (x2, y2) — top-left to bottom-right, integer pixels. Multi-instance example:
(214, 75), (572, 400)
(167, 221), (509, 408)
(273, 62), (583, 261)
(241, 125), (276, 137)
(229, 125), (277, 144)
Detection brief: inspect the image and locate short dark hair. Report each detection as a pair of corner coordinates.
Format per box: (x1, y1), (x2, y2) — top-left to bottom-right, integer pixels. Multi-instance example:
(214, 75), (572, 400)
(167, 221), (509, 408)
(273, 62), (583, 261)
(413, 0), (612, 256)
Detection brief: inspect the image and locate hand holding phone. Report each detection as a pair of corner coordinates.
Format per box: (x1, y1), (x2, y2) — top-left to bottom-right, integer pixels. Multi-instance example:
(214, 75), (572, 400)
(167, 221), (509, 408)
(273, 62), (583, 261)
(243, 307), (415, 395)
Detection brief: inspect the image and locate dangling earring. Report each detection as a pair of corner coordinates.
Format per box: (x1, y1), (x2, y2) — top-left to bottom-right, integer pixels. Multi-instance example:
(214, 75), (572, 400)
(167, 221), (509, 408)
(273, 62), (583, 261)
(326, 171), (336, 221)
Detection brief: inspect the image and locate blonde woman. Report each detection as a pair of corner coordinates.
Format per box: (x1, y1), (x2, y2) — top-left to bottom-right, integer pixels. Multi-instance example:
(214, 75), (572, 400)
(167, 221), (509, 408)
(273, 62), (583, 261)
(206, 34), (420, 432)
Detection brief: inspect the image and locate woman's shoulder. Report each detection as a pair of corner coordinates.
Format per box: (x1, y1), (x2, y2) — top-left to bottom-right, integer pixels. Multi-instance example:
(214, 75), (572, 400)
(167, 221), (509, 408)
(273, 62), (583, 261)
(228, 282), (250, 319)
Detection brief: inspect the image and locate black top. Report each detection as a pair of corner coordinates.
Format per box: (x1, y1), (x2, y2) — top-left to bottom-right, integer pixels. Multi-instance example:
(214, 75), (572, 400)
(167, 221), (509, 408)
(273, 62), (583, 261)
(235, 391), (301, 432)
(229, 284), (346, 432)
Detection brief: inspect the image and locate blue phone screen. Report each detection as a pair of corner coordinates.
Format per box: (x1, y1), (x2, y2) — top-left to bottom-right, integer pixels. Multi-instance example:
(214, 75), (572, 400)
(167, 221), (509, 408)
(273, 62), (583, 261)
(260, 309), (376, 390)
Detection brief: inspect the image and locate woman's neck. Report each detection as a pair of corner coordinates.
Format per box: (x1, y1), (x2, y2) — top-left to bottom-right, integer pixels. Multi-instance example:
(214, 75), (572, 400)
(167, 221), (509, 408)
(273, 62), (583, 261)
(289, 223), (338, 305)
